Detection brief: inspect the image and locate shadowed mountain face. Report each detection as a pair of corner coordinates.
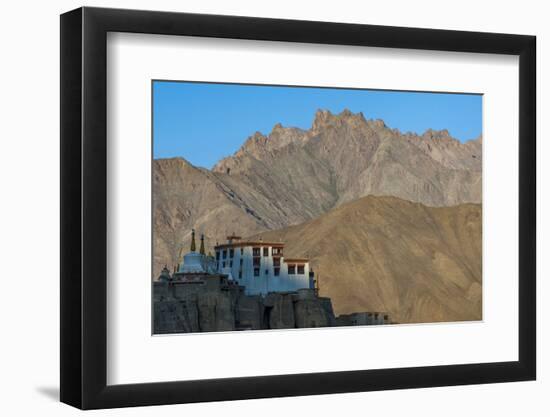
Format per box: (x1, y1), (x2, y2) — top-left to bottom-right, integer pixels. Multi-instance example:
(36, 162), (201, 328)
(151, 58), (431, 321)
(252, 196), (482, 324)
(154, 109), (481, 277)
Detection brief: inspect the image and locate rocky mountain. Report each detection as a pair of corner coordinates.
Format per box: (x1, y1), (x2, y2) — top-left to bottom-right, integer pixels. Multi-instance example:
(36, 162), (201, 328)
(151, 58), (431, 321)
(153, 109), (482, 278)
(213, 109), (482, 208)
(153, 157), (269, 273)
(252, 195), (482, 324)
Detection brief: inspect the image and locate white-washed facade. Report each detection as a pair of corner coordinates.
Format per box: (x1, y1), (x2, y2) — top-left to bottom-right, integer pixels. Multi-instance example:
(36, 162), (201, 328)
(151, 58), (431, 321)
(214, 236), (314, 295)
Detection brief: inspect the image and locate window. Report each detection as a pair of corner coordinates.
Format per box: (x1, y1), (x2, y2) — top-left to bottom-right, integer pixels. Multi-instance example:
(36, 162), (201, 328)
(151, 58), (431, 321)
(222, 250), (227, 259)
(273, 247), (283, 256)
(265, 269), (269, 275)
(229, 260), (233, 268)
(288, 265), (296, 274)
(254, 268), (260, 277)
(238, 270), (242, 279)
(297, 265), (305, 274)
(240, 258), (243, 266)
(263, 247), (269, 257)
(253, 257), (261, 266)
(240, 247), (244, 255)
(222, 261), (226, 268)
(252, 247), (260, 256)
(229, 248), (234, 258)
(274, 268), (280, 276)
(273, 257), (280, 267)
(216, 251), (220, 260)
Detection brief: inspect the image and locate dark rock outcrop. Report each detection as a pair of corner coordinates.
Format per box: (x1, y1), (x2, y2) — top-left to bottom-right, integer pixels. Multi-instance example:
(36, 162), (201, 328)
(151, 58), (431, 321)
(153, 275), (378, 334)
(264, 293), (295, 329)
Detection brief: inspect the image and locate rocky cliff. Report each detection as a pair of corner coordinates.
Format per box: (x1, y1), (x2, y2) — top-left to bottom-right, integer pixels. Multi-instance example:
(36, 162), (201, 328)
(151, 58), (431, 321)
(153, 278), (341, 334)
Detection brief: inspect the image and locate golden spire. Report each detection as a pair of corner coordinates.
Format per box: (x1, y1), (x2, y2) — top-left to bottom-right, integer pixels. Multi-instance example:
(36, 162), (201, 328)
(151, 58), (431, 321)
(190, 229), (196, 252)
(199, 233), (205, 255)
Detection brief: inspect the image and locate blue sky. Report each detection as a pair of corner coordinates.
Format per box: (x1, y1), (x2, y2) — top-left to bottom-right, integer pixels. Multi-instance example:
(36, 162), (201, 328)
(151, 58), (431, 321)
(153, 81), (482, 169)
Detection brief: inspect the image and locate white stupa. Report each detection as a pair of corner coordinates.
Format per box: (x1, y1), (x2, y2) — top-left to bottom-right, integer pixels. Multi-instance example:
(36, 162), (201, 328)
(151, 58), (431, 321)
(178, 229), (206, 273)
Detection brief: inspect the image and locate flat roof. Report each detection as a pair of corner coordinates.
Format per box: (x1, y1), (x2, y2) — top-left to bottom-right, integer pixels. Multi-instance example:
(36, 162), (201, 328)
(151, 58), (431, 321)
(283, 258), (310, 263)
(215, 241), (285, 250)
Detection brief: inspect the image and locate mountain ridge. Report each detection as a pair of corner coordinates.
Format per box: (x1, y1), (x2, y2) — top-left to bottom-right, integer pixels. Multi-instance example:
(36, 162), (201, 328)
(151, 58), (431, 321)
(153, 109), (482, 281)
(212, 109), (481, 174)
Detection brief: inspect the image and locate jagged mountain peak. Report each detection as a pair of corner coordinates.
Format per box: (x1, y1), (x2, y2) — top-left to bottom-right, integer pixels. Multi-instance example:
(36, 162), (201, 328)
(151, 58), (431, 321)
(243, 131), (268, 147)
(271, 122), (284, 132)
(212, 109), (481, 178)
(239, 122), (306, 151)
(213, 123), (307, 173)
(422, 128), (454, 141)
(366, 118), (387, 129)
(154, 156), (194, 170)
(312, 108), (369, 131)
(216, 109), (388, 172)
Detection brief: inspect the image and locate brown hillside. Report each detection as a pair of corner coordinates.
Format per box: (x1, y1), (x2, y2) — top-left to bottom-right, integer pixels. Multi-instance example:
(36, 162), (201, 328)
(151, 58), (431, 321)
(153, 158), (268, 273)
(252, 195), (482, 324)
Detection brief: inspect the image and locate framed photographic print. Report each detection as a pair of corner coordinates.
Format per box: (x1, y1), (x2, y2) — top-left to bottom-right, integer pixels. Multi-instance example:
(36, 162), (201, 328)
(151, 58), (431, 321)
(60, 6), (536, 409)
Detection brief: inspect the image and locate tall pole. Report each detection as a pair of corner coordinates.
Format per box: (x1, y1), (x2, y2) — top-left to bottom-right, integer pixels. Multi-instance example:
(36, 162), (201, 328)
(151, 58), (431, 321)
(190, 229), (196, 252)
(199, 233), (205, 255)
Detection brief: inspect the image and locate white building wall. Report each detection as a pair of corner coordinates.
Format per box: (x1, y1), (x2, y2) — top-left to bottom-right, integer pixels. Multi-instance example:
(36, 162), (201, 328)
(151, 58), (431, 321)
(281, 261), (310, 293)
(215, 244), (313, 295)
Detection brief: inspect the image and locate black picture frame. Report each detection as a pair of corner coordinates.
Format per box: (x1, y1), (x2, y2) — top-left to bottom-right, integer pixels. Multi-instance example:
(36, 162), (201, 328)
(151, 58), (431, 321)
(60, 6), (536, 410)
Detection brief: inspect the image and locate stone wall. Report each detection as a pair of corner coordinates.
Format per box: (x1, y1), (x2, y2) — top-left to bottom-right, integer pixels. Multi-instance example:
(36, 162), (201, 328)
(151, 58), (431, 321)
(153, 275), (390, 334)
